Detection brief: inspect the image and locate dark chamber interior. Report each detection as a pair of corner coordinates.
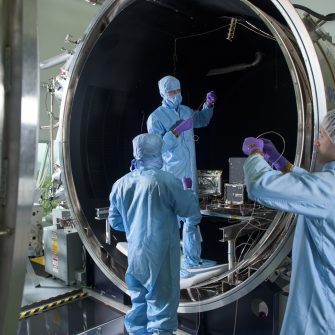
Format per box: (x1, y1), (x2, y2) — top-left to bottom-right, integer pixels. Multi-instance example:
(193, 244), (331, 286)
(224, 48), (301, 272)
(69, 0), (298, 265)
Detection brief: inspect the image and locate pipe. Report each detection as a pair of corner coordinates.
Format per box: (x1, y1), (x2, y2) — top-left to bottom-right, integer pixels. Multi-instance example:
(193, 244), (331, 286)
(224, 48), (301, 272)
(206, 51), (262, 76)
(40, 52), (72, 70)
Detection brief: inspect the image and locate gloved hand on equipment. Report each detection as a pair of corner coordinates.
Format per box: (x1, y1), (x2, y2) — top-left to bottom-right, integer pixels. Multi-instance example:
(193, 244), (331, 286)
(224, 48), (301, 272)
(172, 118), (193, 137)
(261, 138), (292, 172)
(205, 91), (217, 107)
(242, 137), (264, 156)
(182, 176), (192, 189)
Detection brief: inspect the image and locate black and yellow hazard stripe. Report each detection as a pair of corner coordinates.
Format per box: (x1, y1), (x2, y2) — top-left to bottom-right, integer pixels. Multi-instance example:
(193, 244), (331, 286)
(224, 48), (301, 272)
(19, 290), (87, 319)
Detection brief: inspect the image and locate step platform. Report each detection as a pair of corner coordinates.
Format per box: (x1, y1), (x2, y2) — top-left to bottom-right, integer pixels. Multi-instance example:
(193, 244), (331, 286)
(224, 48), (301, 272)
(116, 242), (228, 289)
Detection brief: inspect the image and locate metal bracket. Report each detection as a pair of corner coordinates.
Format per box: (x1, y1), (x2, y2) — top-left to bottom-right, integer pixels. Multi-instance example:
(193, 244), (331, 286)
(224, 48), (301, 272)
(64, 34), (82, 45)
(226, 18), (237, 42)
(0, 228), (11, 236)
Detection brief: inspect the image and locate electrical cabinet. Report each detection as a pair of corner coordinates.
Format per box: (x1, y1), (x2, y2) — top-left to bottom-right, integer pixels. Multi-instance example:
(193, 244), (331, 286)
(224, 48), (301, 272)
(44, 226), (83, 285)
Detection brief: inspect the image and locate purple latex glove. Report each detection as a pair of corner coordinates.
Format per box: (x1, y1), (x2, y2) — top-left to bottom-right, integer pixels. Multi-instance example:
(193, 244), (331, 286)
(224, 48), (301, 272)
(182, 176), (192, 189)
(242, 137), (264, 156)
(261, 138), (289, 170)
(205, 91), (217, 106)
(172, 118), (193, 137)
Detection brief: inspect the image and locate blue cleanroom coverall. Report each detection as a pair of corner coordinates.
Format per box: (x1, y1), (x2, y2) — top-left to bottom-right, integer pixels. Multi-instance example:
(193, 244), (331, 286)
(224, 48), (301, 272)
(147, 79), (214, 268)
(244, 154), (335, 335)
(108, 159), (201, 334)
(146, 95), (213, 195)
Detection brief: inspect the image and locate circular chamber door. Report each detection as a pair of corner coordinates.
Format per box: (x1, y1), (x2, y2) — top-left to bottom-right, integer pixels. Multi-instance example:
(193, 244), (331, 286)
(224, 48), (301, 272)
(59, 0), (333, 312)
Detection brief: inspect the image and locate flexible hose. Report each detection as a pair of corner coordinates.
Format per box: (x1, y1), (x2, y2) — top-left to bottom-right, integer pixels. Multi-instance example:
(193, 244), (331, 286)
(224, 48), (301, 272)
(293, 4), (335, 21)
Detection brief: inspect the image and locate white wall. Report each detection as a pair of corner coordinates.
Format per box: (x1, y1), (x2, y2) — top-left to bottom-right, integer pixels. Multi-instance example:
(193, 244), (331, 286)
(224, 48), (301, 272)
(38, 0), (98, 142)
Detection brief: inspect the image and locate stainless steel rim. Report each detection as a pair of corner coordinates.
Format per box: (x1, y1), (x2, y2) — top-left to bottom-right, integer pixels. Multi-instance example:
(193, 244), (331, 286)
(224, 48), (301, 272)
(60, 0), (327, 313)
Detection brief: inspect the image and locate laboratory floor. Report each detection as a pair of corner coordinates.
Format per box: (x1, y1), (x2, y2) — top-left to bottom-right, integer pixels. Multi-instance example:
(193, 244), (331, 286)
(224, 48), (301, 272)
(22, 256), (75, 307)
(17, 258), (126, 335)
(18, 295), (125, 335)
(18, 258), (192, 335)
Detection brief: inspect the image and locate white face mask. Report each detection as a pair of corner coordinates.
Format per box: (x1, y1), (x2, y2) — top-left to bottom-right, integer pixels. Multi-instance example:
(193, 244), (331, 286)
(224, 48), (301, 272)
(163, 93), (182, 110)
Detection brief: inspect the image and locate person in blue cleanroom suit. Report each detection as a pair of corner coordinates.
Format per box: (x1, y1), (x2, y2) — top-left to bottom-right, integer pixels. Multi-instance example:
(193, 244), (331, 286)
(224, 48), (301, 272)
(242, 110), (335, 335)
(147, 75), (217, 273)
(108, 133), (201, 335)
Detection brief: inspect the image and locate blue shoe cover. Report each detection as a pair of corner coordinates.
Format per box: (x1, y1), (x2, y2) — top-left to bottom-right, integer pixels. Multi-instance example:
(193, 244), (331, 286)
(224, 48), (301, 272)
(185, 259), (217, 270)
(180, 268), (193, 279)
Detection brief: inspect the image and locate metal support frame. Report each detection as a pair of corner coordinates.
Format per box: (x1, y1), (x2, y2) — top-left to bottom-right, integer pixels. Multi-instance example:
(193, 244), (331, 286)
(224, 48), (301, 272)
(0, 0), (39, 334)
